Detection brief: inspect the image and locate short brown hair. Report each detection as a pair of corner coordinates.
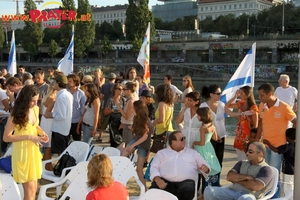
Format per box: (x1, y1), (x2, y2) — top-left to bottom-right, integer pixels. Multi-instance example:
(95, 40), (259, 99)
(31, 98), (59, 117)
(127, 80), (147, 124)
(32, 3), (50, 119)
(6, 77), (22, 86)
(67, 74), (80, 86)
(87, 154), (114, 188)
(196, 107), (212, 124)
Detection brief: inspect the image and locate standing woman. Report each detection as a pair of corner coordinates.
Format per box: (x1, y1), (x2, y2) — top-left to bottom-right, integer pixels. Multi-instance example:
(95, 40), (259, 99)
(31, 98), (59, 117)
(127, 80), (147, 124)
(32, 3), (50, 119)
(177, 75), (194, 109)
(150, 84), (174, 153)
(119, 100), (153, 189)
(176, 91), (202, 148)
(3, 85), (49, 200)
(122, 67), (139, 101)
(93, 68), (105, 90)
(200, 84), (240, 186)
(115, 82), (136, 145)
(40, 81), (57, 170)
(104, 83), (126, 147)
(225, 86), (258, 160)
(77, 83), (100, 144)
(137, 75), (149, 97)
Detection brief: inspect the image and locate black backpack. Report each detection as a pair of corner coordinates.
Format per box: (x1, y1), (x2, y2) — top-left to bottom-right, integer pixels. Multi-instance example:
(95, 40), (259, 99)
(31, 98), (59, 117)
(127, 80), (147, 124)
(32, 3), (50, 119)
(53, 152), (76, 176)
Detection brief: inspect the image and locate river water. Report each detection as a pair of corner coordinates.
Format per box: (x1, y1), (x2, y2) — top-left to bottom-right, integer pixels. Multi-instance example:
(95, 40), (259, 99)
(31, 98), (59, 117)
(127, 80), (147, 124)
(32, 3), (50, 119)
(150, 78), (279, 136)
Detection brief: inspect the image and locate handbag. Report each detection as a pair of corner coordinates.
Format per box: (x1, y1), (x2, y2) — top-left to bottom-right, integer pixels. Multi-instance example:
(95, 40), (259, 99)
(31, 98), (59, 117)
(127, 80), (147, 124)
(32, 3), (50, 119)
(150, 107), (173, 153)
(144, 157), (154, 181)
(0, 155), (12, 173)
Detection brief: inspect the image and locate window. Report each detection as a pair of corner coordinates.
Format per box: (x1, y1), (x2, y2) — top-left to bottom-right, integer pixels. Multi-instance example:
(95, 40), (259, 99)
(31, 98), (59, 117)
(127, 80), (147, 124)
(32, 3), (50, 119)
(229, 5), (231, 9)
(220, 5), (222, 10)
(239, 4), (242, 9)
(215, 6), (217, 10)
(245, 3), (247, 8)
(210, 6), (212, 11)
(224, 5), (226, 10)
(201, 7), (203, 11)
(234, 4), (236, 9)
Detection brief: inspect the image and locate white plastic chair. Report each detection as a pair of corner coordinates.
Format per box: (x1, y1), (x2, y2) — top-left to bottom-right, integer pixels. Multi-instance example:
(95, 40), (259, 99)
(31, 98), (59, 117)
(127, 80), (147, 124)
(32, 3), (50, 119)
(86, 145), (104, 161)
(38, 172), (90, 200)
(222, 166), (279, 200)
(272, 191), (293, 200)
(129, 150), (138, 168)
(101, 147), (120, 156)
(140, 188), (178, 200)
(0, 174), (22, 200)
(109, 156), (145, 200)
(38, 161), (89, 200)
(41, 141), (90, 197)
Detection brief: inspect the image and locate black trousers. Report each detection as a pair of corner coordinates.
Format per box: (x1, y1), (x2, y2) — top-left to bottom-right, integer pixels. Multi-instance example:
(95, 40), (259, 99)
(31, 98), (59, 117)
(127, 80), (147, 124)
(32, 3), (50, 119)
(69, 123), (81, 141)
(150, 178), (195, 200)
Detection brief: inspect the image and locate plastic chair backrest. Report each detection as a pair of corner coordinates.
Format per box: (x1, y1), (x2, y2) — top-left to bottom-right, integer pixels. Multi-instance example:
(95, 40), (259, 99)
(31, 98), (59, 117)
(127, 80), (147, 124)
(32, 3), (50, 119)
(59, 173), (90, 200)
(101, 147), (120, 156)
(109, 156), (145, 199)
(140, 189), (178, 200)
(64, 161), (89, 185)
(64, 141), (90, 163)
(87, 145), (104, 161)
(0, 174), (22, 200)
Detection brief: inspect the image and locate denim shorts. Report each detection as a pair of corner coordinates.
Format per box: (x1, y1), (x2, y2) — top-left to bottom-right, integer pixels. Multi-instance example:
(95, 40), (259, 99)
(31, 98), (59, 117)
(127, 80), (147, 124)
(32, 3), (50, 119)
(127, 138), (149, 159)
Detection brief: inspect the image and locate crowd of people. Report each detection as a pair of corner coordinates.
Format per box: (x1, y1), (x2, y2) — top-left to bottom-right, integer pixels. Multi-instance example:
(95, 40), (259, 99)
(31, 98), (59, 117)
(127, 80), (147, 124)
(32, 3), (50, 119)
(0, 65), (297, 200)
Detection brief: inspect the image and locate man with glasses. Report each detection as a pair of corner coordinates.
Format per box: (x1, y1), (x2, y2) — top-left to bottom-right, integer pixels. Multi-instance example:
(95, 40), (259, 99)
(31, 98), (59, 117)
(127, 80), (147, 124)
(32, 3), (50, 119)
(150, 131), (210, 200)
(204, 142), (273, 200)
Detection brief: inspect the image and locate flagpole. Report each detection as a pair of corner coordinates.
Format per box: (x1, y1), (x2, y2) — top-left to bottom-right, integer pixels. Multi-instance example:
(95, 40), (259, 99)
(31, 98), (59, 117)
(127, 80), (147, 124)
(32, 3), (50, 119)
(7, 30), (17, 76)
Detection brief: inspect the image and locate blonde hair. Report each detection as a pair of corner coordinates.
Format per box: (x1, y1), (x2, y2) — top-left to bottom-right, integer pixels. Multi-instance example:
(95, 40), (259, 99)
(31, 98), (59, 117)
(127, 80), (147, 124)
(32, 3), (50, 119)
(87, 154), (114, 188)
(94, 68), (103, 76)
(42, 81), (55, 104)
(83, 75), (93, 82)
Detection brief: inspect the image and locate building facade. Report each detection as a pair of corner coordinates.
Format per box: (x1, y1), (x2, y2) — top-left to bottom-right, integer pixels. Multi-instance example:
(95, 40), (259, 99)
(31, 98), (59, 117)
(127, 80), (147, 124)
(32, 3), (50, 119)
(198, 0), (273, 20)
(91, 4), (127, 25)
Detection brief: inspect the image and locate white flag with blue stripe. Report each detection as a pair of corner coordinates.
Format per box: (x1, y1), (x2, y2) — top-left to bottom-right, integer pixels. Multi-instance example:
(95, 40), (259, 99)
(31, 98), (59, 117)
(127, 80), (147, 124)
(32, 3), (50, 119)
(58, 25), (74, 75)
(7, 30), (17, 76)
(220, 42), (256, 104)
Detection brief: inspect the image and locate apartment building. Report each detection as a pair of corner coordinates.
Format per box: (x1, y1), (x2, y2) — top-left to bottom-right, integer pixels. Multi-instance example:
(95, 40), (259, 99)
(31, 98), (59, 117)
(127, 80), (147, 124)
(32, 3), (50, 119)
(91, 4), (128, 25)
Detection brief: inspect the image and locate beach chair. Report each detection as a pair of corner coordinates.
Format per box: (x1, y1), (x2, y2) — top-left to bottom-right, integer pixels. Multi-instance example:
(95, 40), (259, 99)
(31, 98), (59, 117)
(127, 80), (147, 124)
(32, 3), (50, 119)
(109, 156), (145, 200)
(101, 147), (120, 156)
(0, 173), (22, 200)
(38, 161), (89, 200)
(41, 141), (89, 197)
(221, 166), (279, 200)
(140, 188), (178, 200)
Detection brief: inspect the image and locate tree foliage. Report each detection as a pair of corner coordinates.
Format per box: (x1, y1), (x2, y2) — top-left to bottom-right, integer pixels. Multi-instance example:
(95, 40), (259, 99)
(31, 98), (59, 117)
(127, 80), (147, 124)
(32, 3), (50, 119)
(125, 0), (155, 41)
(75, 0), (95, 58)
(100, 35), (113, 58)
(49, 39), (59, 59)
(0, 24), (4, 49)
(59, 0), (76, 50)
(43, 28), (60, 44)
(95, 20), (123, 41)
(22, 0), (43, 61)
(131, 35), (142, 55)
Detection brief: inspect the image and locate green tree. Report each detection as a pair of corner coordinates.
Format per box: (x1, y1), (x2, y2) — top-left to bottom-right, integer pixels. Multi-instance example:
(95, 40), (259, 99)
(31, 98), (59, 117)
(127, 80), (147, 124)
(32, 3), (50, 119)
(125, 0), (155, 41)
(14, 29), (23, 45)
(74, 39), (86, 62)
(75, 0), (95, 59)
(43, 28), (60, 44)
(60, 0), (76, 50)
(131, 35), (142, 57)
(0, 25), (4, 49)
(111, 20), (123, 40)
(22, 0), (43, 61)
(49, 39), (59, 61)
(97, 21), (114, 39)
(100, 35), (113, 61)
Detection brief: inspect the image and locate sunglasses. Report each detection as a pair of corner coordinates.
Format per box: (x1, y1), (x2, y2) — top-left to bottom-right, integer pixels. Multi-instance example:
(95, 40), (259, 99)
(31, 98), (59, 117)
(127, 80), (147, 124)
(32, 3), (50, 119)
(116, 88), (122, 90)
(182, 80), (187, 82)
(178, 136), (186, 141)
(84, 81), (92, 83)
(123, 88), (128, 91)
(213, 92), (222, 95)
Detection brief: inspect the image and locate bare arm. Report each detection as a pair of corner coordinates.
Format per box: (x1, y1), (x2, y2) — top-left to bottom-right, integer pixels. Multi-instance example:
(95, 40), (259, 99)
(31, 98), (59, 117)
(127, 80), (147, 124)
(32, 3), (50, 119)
(262, 139), (278, 152)
(91, 98), (100, 137)
(256, 118), (262, 141)
(1, 98), (10, 112)
(291, 117), (297, 128)
(193, 126), (206, 146)
(227, 170), (254, 183)
(152, 102), (166, 126)
(118, 99), (134, 120)
(251, 111), (259, 128)
(225, 94), (238, 109)
(175, 105), (188, 124)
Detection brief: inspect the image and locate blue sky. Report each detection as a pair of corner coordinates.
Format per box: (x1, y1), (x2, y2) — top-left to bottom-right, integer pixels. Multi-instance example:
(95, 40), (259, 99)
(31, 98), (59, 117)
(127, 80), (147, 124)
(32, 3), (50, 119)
(0, 0), (161, 15)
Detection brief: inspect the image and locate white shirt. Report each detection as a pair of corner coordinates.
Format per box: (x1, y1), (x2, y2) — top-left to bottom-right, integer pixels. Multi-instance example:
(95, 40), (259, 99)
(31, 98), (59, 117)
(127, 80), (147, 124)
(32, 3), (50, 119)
(150, 147), (210, 182)
(200, 101), (227, 138)
(275, 86), (298, 108)
(170, 84), (183, 96)
(0, 89), (7, 110)
(52, 89), (73, 136)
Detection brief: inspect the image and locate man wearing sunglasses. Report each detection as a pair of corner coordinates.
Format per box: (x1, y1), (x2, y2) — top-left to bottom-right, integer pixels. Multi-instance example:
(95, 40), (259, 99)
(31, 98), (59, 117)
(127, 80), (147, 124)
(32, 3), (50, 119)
(150, 131), (211, 200)
(204, 142), (273, 200)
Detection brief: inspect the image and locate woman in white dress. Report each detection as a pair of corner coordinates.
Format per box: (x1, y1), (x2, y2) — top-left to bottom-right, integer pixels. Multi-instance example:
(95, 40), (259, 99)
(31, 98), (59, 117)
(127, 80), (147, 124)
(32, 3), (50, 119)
(40, 81), (56, 170)
(176, 91), (201, 148)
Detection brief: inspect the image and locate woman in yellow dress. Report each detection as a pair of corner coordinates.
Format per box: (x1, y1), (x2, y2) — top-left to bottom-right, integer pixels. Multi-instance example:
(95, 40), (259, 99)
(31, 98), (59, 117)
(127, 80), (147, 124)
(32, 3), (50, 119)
(3, 85), (49, 200)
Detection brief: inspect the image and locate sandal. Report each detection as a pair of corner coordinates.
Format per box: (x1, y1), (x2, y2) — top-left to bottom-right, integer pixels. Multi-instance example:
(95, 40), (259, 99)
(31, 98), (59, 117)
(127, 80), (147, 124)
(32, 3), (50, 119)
(96, 137), (102, 142)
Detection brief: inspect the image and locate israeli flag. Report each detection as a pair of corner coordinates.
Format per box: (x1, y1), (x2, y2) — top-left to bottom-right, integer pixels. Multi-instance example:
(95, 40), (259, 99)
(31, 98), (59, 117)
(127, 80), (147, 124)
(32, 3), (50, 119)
(220, 42), (256, 103)
(58, 25), (74, 75)
(7, 30), (17, 76)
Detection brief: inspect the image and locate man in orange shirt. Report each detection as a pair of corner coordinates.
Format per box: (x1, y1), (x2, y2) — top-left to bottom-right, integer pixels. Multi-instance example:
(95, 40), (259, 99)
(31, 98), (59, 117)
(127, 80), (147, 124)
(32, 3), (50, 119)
(256, 83), (296, 172)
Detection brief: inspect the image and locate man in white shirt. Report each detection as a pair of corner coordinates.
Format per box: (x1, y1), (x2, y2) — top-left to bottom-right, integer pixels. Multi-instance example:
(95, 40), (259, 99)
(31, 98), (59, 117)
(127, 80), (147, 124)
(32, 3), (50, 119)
(44, 74), (73, 155)
(274, 74), (297, 111)
(150, 131), (210, 200)
(164, 75), (182, 102)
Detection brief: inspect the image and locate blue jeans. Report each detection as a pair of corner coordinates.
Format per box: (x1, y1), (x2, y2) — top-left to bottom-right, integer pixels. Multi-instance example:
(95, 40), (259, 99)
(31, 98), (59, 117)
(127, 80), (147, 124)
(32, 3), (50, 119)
(204, 186), (256, 200)
(82, 124), (93, 144)
(265, 147), (282, 173)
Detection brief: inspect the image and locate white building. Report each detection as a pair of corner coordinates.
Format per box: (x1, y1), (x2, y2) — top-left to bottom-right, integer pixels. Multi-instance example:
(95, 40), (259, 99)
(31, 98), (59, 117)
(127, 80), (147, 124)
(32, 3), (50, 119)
(91, 4), (127, 25)
(198, 0), (273, 20)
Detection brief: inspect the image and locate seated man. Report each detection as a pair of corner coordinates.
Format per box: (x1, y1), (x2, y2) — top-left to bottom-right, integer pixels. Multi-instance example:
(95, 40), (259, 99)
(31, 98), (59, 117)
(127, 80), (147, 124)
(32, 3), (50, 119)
(204, 142), (273, 200)
(150, 131), (211, 200)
